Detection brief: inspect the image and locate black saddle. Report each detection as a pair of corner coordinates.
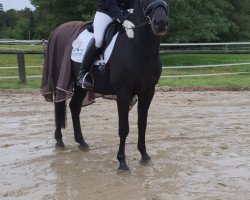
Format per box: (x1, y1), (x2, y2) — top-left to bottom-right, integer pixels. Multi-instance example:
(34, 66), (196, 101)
(87, 21), (122, 51)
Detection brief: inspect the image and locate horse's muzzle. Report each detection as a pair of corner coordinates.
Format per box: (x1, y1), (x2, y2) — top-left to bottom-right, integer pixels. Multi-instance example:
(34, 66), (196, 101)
(152, 18), (168, 35)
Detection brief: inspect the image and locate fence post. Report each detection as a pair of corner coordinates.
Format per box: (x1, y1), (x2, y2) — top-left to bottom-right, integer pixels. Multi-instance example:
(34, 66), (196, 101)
(17, 53), (27, 84)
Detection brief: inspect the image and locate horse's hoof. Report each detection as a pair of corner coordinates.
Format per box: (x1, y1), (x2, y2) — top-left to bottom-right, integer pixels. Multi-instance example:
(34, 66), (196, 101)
(117, 161), (129, 173)
(55, 141), (65, 149)
(140, 155), (151, 165)
(78, 142), (90, 151)
(117, 166), (130, 174)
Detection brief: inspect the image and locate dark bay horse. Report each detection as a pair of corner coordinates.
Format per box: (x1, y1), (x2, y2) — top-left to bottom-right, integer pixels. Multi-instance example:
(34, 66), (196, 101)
(51, 0), (169, 171)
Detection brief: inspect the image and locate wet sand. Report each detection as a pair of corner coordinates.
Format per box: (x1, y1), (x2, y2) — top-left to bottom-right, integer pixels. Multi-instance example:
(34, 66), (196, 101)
(0, 89), (250, 200)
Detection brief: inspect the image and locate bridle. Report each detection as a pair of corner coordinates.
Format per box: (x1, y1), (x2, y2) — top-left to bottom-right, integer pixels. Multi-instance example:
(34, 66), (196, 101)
(133, 0), (168, 29)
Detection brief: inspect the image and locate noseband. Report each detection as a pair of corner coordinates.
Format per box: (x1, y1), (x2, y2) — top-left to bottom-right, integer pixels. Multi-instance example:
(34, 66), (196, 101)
(134, 0), (168, 29)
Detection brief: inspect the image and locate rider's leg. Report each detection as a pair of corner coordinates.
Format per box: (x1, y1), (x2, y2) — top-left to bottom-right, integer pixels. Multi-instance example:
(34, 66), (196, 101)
(77, 12), (112, 89)
(77, 38), (98, 89)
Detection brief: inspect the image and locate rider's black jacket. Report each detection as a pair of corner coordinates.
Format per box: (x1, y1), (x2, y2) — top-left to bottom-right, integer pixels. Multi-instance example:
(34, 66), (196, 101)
(97, 0), (133, 23)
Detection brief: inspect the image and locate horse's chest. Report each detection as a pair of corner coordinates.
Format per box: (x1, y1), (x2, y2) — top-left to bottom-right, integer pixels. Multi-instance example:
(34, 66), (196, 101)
(135, 67), (161, 88)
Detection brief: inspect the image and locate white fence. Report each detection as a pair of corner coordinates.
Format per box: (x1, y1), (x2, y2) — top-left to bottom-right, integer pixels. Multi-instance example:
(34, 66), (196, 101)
(159, 42), (250, 78)
(1, 40), (250, 52)
(160, 42), (250, 54)
(1, 40), (250, 46)
(160, 42), (250, 47)
(0, 41), (250, 80)
(0, 39), (47, 44)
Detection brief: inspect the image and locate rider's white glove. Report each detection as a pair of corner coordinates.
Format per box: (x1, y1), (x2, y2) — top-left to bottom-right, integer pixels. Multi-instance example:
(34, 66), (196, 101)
(127, 9), (134, 14)
(122, 20), (135, 39)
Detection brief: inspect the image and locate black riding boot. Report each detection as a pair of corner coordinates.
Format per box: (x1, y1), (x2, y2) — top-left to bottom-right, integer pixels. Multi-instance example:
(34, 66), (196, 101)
(77, 38), (99, 89)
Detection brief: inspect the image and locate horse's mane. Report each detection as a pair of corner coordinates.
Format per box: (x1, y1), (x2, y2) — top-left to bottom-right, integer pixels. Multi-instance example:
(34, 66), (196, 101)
(130, 0), (144, 23)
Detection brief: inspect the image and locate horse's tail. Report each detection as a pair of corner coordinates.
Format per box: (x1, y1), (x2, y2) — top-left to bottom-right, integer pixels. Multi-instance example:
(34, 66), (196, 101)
(54, 101), (67, 129)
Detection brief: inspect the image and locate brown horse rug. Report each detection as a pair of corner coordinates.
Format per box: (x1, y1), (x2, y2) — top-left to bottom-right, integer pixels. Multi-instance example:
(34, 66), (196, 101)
(41, 21), (137, 108)
(41, 21), (103, 106)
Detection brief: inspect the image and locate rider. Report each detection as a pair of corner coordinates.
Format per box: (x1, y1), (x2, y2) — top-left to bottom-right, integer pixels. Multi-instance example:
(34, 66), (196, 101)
(77, 0), (135, 89)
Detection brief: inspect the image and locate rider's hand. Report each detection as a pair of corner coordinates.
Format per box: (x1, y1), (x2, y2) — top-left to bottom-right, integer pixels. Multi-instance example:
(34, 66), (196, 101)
(122, 20), (135, 39)
(127, 9), (134, 14)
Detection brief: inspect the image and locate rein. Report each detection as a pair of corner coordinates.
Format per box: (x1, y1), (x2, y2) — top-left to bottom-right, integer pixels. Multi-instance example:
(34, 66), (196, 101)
(133, 19), (150, 29)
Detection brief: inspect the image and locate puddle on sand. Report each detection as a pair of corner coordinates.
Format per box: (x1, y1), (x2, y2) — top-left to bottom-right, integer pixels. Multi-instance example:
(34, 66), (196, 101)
(0, 90), (250, 199)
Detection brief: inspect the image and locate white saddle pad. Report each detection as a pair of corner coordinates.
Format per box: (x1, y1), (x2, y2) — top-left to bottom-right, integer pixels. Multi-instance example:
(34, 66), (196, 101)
(71, 29), (118, 65)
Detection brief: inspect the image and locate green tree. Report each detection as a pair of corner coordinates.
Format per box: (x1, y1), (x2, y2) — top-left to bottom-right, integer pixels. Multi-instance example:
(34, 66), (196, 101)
(12, 8), (34, 39)
(0, 8), (34, 39)
(0, 27), (14, 38)
(13, 18), (30, 39)
(165, 0), (233, 42)
(4, 9), (19, 28)
(0, 3), (4, 27)
(31, 0), (97, 39)
(225, 0), (250, 41)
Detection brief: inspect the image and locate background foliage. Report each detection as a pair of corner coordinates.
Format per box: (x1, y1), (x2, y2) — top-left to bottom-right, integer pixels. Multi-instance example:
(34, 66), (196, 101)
(0, 0), (249, 42)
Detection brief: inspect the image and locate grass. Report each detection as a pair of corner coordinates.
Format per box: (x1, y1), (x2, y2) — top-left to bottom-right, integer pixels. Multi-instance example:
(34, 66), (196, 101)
(0, 78), (42, 89)
(161, 54), (250, 66)
(0, 44), (250, 90)
(161, 54), (250, 75)
(159, 54), (250, 90)
(0, 44), (45, 51)
(159, 74), (250, 90)
(0, 54), (44, 67)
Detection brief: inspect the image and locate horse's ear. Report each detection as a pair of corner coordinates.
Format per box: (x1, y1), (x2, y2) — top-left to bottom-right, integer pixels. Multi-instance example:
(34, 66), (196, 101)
(131, 0), (137, 6)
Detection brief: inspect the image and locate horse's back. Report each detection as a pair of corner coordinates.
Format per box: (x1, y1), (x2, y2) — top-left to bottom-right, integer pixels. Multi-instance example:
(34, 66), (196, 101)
(48, 21), (88, 50)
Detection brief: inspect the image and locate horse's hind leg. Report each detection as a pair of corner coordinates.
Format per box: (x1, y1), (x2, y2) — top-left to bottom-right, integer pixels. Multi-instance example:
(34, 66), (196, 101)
(54, 101), (66, 148)
(69, 86), (89, 151)
(137, 88), (155, 163)
(116, 91), (130, 171)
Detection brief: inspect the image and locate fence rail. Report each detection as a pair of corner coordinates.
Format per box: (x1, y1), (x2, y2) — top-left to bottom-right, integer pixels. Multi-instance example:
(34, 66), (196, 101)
(162, 72), (250, 78)
(162, 62), (250, 69)
(0, 39), (46, 45)
(1, 40), (250, 46)
(160, 41), (250, 54)
(1, 63), (250, 80)
(160, 42), (250, 46)
(0, 50), (44, 54)
(0, 41), (250, 82)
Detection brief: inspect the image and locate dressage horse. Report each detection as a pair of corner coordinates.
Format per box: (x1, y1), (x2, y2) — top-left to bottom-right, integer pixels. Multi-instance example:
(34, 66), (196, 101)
(52, 0), (169, 171)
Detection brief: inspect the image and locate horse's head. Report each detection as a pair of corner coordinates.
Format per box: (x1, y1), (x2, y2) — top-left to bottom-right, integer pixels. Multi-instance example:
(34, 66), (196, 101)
(140, 0), (169, 35)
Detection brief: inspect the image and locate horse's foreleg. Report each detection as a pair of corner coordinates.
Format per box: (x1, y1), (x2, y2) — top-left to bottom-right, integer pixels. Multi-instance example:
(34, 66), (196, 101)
(116, 92), (130, 171)
(137, 88), (155, 163)
(54, 101), (66, 148)
(69, 86), (89, 151)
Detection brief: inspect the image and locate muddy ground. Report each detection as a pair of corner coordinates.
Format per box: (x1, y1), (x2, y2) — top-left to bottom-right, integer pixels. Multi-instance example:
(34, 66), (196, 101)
(0, 89), (250, 200)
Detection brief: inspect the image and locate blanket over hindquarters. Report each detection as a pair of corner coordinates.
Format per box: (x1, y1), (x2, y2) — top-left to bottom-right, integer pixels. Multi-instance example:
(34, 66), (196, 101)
(41, 21), (99, 105)
(41, 21), (137, 108)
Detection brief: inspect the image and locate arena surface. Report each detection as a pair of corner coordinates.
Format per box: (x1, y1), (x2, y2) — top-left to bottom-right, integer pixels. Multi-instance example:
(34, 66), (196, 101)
(0, 89), (250, 200)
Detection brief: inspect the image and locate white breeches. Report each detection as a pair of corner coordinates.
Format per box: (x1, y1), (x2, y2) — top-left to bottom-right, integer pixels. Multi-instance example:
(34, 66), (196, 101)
(94, 12), (113, 48)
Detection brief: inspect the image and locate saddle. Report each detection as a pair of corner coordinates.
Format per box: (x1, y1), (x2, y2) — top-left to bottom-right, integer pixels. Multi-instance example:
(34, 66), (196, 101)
(71, 21), (123, 94)
(87, 21), (122, 55)
(71, 21), (122, 66)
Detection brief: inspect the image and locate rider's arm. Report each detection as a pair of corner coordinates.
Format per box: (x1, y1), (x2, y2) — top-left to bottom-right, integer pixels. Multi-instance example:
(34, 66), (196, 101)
(105, 0), (126, 23)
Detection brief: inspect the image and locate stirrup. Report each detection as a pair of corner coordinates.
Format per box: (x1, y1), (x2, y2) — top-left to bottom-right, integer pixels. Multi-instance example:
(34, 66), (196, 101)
(81, 72), (94, 90)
